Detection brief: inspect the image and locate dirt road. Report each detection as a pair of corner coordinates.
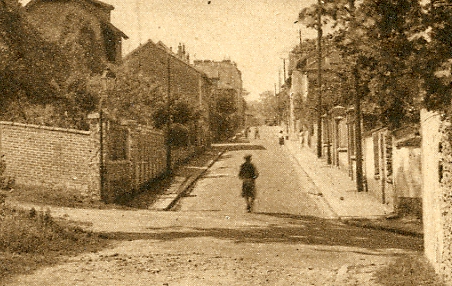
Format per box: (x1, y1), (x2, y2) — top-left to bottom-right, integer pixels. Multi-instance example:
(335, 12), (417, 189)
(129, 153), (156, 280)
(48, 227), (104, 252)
(6, 127), (424, 285)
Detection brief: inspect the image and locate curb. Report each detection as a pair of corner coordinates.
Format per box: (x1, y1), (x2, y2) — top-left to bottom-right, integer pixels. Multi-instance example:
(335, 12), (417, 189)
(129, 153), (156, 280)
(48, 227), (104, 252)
(285, 142), (339, 219)
(164, 148), (227, 211)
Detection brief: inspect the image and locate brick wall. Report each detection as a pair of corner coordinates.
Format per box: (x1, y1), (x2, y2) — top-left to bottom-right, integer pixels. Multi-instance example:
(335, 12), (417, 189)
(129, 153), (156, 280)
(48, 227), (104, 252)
(0, 121), (99, 199)
(393, 146), (422, 217)
(0, 119), (202, 204)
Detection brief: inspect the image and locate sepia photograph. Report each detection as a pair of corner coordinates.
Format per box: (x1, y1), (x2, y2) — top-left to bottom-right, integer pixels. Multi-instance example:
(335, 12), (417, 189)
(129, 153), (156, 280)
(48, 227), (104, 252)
(0, 0), (450, 284)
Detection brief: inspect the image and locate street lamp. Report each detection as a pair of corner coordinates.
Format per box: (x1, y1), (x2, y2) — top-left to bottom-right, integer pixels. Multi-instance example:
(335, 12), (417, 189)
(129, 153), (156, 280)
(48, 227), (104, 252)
(99, 68), (116, 201)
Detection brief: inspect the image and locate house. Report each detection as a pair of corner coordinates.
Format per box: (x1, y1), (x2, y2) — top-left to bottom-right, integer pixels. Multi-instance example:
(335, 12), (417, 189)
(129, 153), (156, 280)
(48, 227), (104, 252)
(289, 47), (342, 149)
(25, 0), (128, 73)
(193, 59), (246, 132)
(122, 40), (212, 148)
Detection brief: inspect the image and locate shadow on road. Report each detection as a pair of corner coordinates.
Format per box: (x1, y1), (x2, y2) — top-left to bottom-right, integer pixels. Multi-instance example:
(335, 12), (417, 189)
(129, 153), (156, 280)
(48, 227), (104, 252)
(99, 214), (422, 253)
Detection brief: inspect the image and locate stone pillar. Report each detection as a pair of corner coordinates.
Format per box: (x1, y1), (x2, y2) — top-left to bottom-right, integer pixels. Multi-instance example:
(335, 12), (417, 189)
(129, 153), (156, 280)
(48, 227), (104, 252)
(87, 112), (102, 201)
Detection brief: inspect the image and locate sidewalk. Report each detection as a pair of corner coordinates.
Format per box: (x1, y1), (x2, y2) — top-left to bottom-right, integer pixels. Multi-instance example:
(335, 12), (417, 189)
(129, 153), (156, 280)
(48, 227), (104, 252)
(148, 147), (226, 211)
(285, 139), (393, 219)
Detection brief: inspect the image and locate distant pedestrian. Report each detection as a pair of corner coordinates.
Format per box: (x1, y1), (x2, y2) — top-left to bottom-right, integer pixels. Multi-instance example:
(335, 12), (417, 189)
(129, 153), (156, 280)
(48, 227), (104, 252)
(238, 154), (259, 213)
(245, 127), (250, 139)
(254, 127), (260, 139)
(278, 130), (285, 146)
(298, 129), (305, 148)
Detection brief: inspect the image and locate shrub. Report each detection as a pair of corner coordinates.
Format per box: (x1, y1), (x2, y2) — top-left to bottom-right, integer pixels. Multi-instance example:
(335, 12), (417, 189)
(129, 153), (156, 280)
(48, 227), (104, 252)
(0, 206), (101, 255)
(170, 123), (189, 147)
(0, 205), (108, 281)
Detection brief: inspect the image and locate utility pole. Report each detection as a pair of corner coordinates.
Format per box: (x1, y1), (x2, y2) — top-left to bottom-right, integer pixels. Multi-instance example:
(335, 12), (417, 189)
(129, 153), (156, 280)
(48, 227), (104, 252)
(282, 58), (286, 82)
(299, 29), (302, 46)
(166, 55), (172, 175)
(316, 0), (323, 158)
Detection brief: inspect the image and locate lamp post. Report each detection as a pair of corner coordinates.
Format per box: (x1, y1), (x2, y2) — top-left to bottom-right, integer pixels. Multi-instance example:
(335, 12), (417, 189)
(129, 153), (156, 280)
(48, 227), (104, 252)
(99, 68), (116, 201)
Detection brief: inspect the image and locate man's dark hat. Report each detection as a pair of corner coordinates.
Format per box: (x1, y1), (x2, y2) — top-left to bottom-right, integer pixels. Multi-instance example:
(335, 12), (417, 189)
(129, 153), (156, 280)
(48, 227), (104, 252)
(244, 154), (252, 159)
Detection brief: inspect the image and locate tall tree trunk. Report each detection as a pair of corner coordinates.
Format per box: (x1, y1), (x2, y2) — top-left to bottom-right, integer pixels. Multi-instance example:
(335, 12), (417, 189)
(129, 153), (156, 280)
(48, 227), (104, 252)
(353, 66), (364, 192)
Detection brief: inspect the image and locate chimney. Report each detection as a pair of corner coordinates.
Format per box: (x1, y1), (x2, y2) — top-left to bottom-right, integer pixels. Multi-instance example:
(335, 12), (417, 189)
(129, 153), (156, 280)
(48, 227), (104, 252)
(177, 43), (183, 58)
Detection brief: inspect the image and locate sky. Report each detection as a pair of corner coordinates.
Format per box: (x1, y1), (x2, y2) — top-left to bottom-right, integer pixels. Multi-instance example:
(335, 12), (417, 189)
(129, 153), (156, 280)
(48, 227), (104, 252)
(106, 0), (318, 101)
(23, 0), (318, 101)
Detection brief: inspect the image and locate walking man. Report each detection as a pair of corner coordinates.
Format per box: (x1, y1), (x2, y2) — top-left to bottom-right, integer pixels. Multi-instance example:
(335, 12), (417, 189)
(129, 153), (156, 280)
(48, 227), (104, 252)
(238, 154), (259, 213)
(278, 130), (285, 146)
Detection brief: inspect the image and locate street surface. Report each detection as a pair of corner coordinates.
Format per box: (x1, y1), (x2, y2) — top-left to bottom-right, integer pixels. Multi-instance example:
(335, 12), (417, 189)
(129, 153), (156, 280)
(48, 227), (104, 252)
(7, 126), (423, 285)
(176, 126), (329, 217)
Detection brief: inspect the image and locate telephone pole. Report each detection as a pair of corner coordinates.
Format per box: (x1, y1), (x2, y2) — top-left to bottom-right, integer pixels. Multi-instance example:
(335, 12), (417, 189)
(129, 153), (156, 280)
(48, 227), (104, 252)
(349, 0), (364, 192)
(316, 0), (323, 158)
(166, 55), (172, 174)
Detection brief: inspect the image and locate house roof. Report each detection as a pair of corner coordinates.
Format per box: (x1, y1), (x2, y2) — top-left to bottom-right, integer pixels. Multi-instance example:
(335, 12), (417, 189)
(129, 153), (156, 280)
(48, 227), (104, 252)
(294, 49), (342, 72)
(26, 0), (114, 11)
(103, 21), (128, 39)
(123, 39), (210, 79)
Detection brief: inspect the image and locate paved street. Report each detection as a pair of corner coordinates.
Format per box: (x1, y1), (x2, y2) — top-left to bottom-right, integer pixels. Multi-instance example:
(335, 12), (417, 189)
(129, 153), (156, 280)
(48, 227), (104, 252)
(176, 126), (330, 217)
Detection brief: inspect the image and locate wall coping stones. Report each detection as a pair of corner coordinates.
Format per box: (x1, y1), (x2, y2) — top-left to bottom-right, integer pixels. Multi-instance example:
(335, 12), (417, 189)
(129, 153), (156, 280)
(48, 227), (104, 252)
(0, 121), (91, 135)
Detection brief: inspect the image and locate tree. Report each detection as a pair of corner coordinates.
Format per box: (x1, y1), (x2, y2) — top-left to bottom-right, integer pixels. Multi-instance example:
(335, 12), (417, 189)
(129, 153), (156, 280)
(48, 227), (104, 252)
(0, 0), (106, 130)
(298, 0), (424, 191)
(0, 0), (68, 104)
(210, 88), (240, 141)
(299, 0), (423, 128)
(420, 1), (452, 114)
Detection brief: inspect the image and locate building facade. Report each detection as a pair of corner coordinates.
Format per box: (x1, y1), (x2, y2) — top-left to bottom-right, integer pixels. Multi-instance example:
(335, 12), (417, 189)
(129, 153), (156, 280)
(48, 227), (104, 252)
(193, 59), (245, 130)
(25, 0), (128, 73)
(122, 40), (212, 147)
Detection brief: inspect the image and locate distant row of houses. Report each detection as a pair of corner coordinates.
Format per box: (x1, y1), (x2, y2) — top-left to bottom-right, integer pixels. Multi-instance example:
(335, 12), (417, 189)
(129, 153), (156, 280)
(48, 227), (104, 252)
(0, 0), (246, 202)
(284, 43), (452, 282)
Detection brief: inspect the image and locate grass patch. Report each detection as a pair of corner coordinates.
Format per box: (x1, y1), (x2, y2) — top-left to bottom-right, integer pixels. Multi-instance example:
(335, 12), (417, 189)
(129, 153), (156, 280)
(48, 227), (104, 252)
(375, 255), (445, 286)
(0, 205), (109, 283)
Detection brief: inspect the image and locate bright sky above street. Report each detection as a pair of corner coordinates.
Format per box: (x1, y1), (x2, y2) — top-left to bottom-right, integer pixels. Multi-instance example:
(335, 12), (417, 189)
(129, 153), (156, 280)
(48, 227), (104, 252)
(109, 0), (318, 101)
(23, 0), (318, 101)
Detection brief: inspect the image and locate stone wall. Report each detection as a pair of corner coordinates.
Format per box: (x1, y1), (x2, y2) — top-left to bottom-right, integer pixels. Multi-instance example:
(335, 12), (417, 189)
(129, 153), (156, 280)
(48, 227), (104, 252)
(421, 109), (451, 284)
(393, 146), (422, 217)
